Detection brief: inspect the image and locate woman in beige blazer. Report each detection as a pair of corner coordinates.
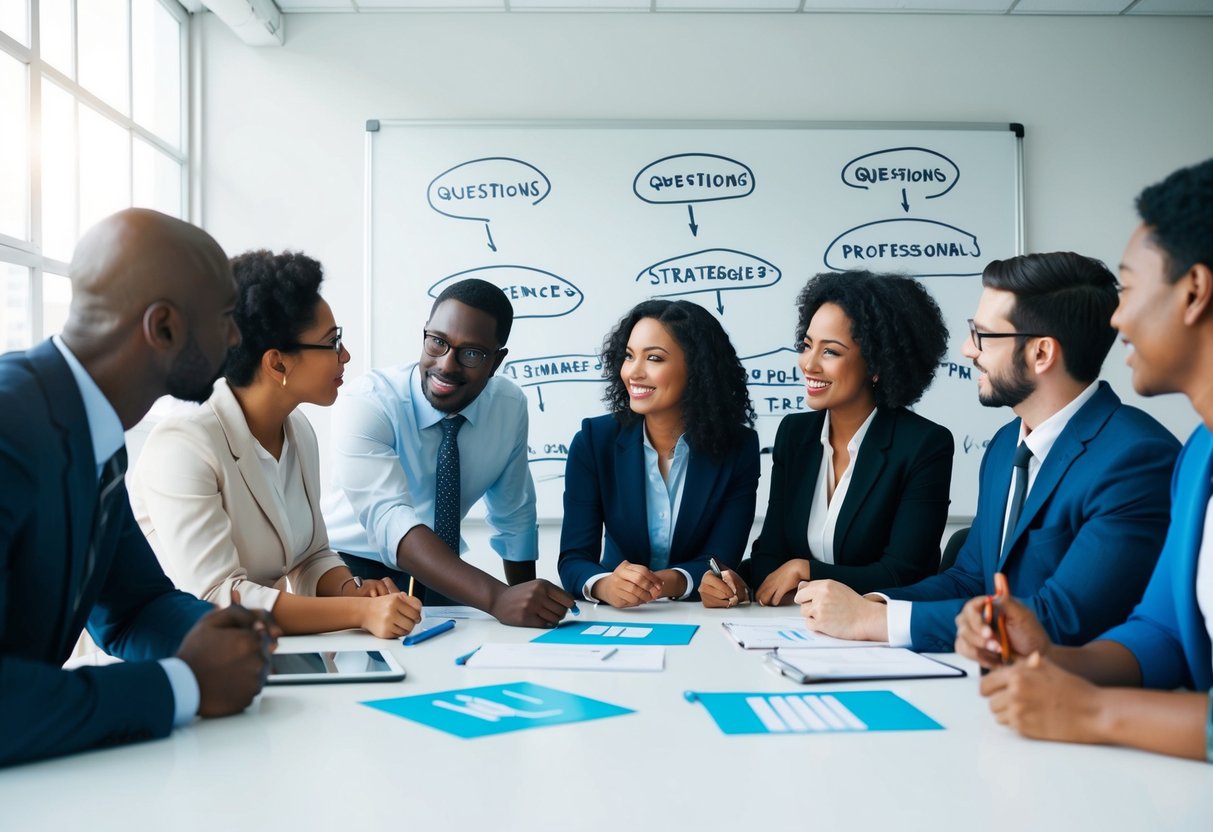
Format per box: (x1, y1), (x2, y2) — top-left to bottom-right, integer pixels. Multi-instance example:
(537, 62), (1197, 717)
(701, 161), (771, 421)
(130, 250), (422, 637)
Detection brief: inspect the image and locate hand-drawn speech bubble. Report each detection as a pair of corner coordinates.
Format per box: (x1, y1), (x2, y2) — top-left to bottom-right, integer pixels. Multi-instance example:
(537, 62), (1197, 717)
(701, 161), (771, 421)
(741, 347), (807, 417)
(503, 353), (604, 412)
(633, 153), (755, 237)
(823, 218), (983, 277)
(428, 266), (583, 319)
(426, 157), (551, 251)
(636, 248), (780, 314)
(841, 147), (959, 212)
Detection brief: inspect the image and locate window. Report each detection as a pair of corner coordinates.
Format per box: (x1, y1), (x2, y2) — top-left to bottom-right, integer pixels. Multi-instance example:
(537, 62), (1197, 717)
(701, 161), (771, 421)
(0, 0), (188, 349)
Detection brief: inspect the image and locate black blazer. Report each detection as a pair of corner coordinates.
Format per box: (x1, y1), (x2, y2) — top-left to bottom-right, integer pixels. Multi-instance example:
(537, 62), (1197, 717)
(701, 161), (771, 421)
(749, 407), (953, 595)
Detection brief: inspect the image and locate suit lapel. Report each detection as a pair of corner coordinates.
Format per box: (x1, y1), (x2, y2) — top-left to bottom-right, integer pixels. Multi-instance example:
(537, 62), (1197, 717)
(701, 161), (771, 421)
(210, 380), (294, 558)
(671, 449), (716, 560)
(996, 384), (1117, 571)
(833, 409), (891, 559)
(28, 341), (102, 655)
(615, 422), (652, 565)
(789, 412), (826, 551)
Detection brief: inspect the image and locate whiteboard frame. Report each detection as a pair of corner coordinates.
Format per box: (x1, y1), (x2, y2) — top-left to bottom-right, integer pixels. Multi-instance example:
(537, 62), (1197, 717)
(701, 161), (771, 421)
(362, 119), (1025, 524)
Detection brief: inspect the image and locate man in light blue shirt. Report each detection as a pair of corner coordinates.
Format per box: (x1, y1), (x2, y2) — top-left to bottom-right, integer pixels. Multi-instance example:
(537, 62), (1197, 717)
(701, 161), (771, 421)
(325, 278), (575, 627)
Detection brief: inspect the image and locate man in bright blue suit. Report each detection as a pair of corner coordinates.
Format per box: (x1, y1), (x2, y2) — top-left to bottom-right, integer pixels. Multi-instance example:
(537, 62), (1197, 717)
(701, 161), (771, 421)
(795, 251), (1179, 652)
(0, 209), (278, 767)
(958, 158), (1213, 762)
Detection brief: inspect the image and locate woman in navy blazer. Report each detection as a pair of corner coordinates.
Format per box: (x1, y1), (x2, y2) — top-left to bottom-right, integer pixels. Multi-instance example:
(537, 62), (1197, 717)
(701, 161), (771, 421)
(558, 300), (759, 607)
(742, 271), (954, 606)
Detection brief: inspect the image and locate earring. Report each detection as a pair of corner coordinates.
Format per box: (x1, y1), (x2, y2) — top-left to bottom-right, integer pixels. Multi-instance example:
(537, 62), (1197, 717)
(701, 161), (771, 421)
(281, 373), (288, 388)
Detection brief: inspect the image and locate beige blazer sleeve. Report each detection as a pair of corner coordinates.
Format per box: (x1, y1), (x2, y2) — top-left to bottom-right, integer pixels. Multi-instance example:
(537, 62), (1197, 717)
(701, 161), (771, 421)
(129, 380), (345, 611)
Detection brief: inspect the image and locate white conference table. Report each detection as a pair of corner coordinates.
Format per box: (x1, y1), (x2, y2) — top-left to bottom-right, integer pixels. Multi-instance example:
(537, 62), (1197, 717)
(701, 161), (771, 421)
(4, 602), (1211, 831)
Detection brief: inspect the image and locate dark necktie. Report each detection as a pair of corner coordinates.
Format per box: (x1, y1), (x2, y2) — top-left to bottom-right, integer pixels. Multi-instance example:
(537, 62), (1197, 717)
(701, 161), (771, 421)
(434, 415), (466, 556)
(1001, 442), (1033, 560)
(72, 447), (129, 622)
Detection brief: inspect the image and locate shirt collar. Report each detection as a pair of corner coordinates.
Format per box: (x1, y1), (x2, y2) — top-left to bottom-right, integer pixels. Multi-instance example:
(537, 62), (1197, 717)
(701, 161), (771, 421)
(408, 362), (486, 430)
(52, 335), (125, 468)
(819, 408), (878, 458)
(1018, 380), (1100, 463)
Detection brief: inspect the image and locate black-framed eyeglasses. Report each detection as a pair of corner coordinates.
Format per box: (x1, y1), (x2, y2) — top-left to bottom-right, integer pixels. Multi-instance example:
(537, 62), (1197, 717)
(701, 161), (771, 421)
(967, 319), (1048, 352)
(288, 326), (343, 355)
(423, 332), (499, 369)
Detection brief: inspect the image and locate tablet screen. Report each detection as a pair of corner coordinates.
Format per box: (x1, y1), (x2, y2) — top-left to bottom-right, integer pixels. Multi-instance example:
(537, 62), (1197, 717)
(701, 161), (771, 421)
(270, 650), (395, 677)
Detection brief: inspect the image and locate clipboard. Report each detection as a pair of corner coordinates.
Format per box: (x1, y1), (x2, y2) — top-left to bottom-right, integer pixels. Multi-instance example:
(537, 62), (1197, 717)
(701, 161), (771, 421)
(764, 647), (966, 684)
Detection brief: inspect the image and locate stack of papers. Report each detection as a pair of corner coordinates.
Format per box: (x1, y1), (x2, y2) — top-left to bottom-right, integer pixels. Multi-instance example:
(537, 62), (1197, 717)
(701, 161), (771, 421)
(460, 643), (665, 672)
(721, 618), (877, 649)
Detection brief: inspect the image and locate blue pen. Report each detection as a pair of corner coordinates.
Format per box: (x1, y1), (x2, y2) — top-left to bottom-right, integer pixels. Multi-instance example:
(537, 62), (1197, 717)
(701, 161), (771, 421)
(454, 646), (481, 666)
(570, 602), (580, 616)
(402, 618), (456, 646)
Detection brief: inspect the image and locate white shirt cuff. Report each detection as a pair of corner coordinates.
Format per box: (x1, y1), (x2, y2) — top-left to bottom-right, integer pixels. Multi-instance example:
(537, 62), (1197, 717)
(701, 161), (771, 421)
(583, 572), (611, 601)
(158, 657), (200, 727)
(868, 593), (913, 648)
(673, 567), (693, 600)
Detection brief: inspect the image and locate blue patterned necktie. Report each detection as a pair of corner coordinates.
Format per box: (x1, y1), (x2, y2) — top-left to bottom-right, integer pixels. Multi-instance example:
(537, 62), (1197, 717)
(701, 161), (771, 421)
(434, 415), (466, 556)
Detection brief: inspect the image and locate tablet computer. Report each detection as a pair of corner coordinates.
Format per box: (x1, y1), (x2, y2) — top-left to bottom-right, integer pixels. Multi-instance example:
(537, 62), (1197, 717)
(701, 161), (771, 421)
(267, 649), (406, 684)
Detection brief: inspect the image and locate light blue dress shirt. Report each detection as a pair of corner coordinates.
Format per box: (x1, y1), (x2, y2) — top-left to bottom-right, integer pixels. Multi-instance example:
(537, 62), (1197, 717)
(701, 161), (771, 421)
(324, 363), (539, 568)
(582, 430), (694, 601)
(52, 336), (199, 727)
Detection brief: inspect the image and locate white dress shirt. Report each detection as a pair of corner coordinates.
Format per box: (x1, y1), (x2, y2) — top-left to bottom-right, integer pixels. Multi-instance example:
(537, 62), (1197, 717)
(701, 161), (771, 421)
(882, 382), (1100, 647)
(1197, 493), (1213, 676)
(253, 434), (315, 562)
(806, 409), (877, 564)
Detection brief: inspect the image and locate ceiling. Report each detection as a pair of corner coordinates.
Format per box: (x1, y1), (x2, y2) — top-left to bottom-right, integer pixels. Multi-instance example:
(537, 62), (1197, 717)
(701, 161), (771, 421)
(269, 0), (1213, 13)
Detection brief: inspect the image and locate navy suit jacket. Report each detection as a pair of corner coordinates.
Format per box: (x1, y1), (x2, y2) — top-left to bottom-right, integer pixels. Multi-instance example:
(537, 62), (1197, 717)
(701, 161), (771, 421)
(1103, 426), (1213, 692)
(558, 415), (760, 599)
(884, 382), (1180, 652)
(0, 340), (212, 766)
(750, 407), (953, 594)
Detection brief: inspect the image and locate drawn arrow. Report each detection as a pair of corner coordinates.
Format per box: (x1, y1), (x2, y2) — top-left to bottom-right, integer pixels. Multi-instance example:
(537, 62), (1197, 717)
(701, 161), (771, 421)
(687, 205), (699, 237)
(537, 386), (545, 412)
(900, 188), (909, 213)
(485, 223), (497, 252)
(715, 291), (725, 315)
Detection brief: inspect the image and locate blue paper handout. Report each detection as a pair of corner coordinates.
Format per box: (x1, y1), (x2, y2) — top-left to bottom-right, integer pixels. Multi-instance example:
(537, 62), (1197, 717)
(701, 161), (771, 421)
(362, 682), (633, 739)
(686, 690), (943, 735)
(531, 621), (698, 646)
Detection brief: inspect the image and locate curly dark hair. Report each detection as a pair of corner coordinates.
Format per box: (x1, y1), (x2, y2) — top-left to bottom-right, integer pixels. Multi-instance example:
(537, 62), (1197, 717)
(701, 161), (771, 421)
(795, 271), (947, 409)
(1136, 158), (1213, 283)
(601, 299), (754, 460)
(430, 278), (514, 347)
(225, 250), (325, 387)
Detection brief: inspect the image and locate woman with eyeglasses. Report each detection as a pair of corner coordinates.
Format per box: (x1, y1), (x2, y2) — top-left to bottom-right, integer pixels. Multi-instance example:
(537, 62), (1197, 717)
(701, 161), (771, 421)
(557, 299), (760, 607)
(129, 250), (423, 637)
(723, 270), (954, 608)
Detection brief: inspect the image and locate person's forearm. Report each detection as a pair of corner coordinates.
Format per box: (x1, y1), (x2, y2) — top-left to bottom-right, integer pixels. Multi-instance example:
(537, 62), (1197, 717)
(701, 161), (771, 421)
(1086, 689), (1208, 761)
(1047, 640), (1144, 687)
(503, 559), (536, 586)
(396, 524), (507, 611)
(271, 592), (365, 635)
(315, 566), (356, 597)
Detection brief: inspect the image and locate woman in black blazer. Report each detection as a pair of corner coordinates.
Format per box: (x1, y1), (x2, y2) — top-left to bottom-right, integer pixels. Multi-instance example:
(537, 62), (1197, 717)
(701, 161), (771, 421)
(709, 271), (953, 607)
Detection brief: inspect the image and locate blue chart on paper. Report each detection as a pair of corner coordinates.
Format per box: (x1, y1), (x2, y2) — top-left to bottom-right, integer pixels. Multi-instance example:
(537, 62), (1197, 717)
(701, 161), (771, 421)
(685, 690), (943, 735)
(362, 682), (633, 739)
(531, 621), (699, 646)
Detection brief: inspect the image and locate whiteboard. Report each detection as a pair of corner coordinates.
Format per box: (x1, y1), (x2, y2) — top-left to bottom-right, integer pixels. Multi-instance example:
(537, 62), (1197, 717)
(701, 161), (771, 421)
(365, 121), (1024, 521)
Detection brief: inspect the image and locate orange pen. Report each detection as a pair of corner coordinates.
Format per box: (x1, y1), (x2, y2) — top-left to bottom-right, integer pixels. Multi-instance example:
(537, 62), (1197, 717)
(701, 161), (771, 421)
(983, 572), (1012, 667)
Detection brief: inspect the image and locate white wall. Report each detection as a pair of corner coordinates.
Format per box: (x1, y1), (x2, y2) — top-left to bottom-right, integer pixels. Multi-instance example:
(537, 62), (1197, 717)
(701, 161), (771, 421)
(197, 11), (1213, 578)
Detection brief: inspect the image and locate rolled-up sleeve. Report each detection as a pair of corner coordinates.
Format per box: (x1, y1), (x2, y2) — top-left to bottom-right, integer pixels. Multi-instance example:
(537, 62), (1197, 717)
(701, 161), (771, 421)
(482, 403), (539, 563)
(331, 389), (424, 568)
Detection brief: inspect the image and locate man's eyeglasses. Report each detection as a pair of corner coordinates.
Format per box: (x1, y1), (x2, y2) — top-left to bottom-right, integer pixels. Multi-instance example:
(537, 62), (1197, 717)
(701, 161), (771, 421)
(967, 319), (1048, 352)
(423, 332), (499, 369)
(289, 326), (343, 355)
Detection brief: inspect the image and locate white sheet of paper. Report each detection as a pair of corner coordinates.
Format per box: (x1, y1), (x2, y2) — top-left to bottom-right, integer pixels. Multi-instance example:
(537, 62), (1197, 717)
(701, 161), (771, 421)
(463, 643), (666, 672)
(722, 618), (880, 650)
(421, 606), (495, 621)
(772, 647), (963, 681)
